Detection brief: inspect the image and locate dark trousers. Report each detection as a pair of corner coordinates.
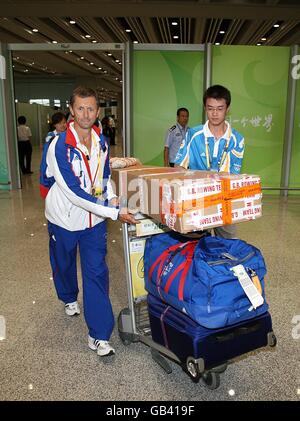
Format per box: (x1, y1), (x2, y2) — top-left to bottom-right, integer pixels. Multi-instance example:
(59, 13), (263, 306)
(18, 141), (32, 174)
(110, 127), (116, 145)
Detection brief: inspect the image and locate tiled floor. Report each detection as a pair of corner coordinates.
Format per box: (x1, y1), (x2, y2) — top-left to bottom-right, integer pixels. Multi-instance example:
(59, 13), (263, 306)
(0, 146), (299, 401)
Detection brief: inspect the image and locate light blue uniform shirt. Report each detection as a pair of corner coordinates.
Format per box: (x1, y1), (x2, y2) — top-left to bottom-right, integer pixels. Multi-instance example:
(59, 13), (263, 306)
(165, 123), (189, 164)
(174, 121), (245, 174)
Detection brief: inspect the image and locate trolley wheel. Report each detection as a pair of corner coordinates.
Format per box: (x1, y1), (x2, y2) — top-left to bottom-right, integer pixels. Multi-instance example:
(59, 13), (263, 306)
(212, 363), (228, 374)
(269, 332), (277, 347)
(201, 371), (220, 390)
(118, 330), (133, 346)
(185, 358), (201, 383)
(120, 336), (132, 346)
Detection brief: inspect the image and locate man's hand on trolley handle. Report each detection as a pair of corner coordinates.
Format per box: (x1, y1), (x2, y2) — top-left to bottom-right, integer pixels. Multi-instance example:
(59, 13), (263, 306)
(118, 207), (139, 225)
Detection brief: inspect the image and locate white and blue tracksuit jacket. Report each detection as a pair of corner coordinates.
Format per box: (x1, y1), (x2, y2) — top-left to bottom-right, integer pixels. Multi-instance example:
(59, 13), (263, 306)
(44, 122), (119, 231)
(174, 121), (245, 174)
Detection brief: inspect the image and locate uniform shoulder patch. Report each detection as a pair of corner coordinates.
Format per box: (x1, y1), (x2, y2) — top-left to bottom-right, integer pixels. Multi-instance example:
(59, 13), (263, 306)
(169, 125), (176, 132)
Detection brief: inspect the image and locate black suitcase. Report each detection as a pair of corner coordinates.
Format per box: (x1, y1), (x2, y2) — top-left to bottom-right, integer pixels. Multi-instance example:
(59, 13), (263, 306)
(147, 293), (276, 386)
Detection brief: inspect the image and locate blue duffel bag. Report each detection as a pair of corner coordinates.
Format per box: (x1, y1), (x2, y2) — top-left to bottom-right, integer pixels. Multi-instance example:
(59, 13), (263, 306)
(144, 232), (269, 329)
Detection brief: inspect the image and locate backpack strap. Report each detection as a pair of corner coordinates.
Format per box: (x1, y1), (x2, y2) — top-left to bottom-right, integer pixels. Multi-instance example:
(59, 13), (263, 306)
(163, 241), (198, 301)
(148, 242), (184, 282)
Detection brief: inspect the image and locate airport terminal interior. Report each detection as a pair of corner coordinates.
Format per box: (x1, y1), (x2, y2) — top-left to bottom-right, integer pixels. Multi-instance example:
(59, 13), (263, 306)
(0, 0), (300, 402)
(0, 146), (300, 401)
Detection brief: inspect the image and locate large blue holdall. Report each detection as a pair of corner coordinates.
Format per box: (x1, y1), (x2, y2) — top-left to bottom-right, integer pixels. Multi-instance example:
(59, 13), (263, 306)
(147, 293), (276, 383)
(144, 232), (269, 329)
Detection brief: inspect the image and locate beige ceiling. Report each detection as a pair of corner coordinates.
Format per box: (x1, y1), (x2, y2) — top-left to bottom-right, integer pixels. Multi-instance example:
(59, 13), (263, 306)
(1, 0), (300, 100)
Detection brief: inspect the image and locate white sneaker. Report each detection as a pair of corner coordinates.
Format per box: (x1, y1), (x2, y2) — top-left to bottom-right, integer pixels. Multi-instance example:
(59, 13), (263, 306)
(88, 335), (115, 357)
(65, 301), (80, 316)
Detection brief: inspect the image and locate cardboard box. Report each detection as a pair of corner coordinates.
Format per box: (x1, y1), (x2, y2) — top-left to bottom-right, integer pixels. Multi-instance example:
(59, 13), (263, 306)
(137, 170), (262, 233)
(111, 165), (159, 197)
(111, 165), (185, 209)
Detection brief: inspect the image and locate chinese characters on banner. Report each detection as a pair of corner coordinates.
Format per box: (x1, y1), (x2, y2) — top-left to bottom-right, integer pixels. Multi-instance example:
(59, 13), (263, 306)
(228, 114), (273, 132)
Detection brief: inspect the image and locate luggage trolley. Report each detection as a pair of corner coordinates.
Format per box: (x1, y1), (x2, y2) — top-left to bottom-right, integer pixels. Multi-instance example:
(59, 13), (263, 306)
(118, 218), (277, 390)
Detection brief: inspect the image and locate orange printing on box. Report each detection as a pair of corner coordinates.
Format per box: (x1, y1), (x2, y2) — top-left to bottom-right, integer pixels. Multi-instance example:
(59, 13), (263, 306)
(159, 178), (261, 226)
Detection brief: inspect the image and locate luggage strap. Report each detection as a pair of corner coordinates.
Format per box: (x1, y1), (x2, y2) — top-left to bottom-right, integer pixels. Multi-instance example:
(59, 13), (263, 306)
(149, 241), (197, 301)
(164, 242), (197, 300)
(148, 242), (185, 281)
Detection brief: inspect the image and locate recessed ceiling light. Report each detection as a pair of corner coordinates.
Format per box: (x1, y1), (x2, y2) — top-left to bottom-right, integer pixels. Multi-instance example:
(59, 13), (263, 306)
(274, 24), (280, 28)
(98, 67), (102, 70)
(32, 28), (38, 32)
(115, 59), (119, 63)
(52, 40), (58, 44)
(261, 37), (267, 41)
(85, 34), (91, 38)
(215, 42), (220, 45)
(80, 56), (84, 59)
(173, 35), (179, 39)
(133, 40), (138, 44)
(257, 43), (261, 46)
(219, 30), (225, 34)
(125, 29), (131, 33)
(69, 50), (72, 53)
(90, 62), (94, 65)
(171, 22), (178, 26)
(69, 20), (76, 24)
(107, 53), (112, 56)
(92, 40), (97, 43)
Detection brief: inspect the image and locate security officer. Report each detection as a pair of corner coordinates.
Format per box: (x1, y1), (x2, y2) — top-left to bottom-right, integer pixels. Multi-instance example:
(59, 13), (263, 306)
(164, 107), (189, 167)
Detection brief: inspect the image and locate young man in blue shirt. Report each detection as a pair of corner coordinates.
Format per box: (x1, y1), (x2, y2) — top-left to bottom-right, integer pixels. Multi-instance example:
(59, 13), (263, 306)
(175, 85), (245, 238)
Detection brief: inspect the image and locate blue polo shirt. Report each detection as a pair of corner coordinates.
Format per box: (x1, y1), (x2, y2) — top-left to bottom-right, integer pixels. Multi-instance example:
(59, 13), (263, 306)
(174, 121), (245, 174)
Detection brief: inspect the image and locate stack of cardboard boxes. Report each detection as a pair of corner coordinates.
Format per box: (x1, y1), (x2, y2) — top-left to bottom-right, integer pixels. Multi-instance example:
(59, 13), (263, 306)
(111, 165), (262, 234)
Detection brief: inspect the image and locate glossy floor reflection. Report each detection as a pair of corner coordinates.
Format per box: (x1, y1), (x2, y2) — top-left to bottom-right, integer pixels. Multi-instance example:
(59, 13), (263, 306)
(0, 147), (299, 401)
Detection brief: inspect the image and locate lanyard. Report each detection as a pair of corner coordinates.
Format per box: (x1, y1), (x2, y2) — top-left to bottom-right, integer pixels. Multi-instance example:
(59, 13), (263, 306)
(79, 135), (103, 197)
(205, 136), (230, 171)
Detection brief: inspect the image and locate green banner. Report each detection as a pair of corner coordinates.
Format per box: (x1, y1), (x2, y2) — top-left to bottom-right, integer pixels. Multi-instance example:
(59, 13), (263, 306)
(212, 45), (290, 190)
(0, 80), (9, 189)
(289, 78), (300, 194)
(133, 50), (204, 166)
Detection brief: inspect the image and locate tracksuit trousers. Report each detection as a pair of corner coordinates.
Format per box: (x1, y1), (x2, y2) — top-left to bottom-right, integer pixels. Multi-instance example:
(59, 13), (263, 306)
(48, 220), (114, 340)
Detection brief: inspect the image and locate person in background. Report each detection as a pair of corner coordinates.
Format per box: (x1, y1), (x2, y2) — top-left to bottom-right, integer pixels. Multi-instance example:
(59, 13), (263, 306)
(109, 115), (116, 146)
(175, 85), (245, 239)
(164, 108), (189, 167)
(45, 112), (67, 143)
(101, 116), (115, 146)
(43, 86), (137, 358)
(17, 115), (33, 174)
